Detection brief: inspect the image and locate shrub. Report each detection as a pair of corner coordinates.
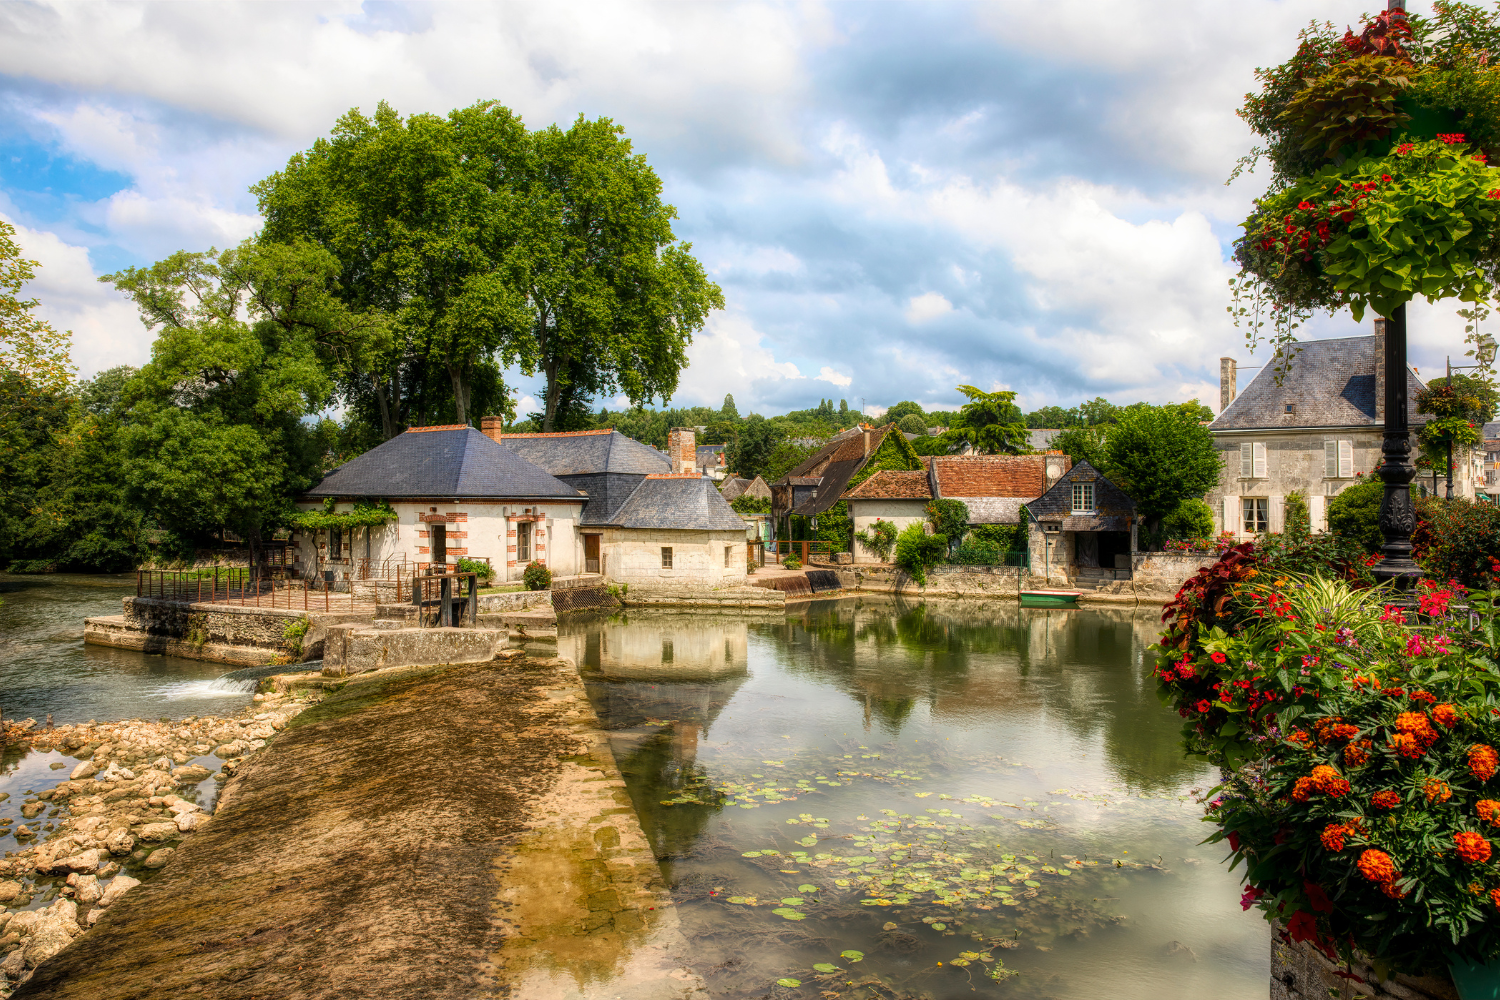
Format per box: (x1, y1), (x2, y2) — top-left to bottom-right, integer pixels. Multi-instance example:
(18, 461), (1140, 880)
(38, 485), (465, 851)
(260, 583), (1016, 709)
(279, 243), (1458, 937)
(1413, 496), (1500, 590)
(1284, 490), (1310, 540)
(283, 616), (310, 657)
(1328, 478), (1387, 554)
(456, 557), (493, 583)
(894, 522), (947, 586)
(897, 413), (928, 435)
(969, 521), (1026, 552)
(522, 560), (552, 591)
(783, 555), (802, 571)
(951, 538), (1002, 565)
(854, 519), (898, 562)
(1163, 498), (1215, 540)
(925, 499), (969, 554)
(731, 494), (771, 515)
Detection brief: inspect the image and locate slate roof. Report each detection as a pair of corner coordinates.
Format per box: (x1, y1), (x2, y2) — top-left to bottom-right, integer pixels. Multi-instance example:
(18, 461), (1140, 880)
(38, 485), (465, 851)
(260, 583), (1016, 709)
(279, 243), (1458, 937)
(964, 498), (1029, 525)
(784, 425), (902, 516)
(608, 475), (747, 531)
(501, 428), (670, 475)
(1029, 429), (1064, 451)
(305, 426), (583, 501)
(930, 454), (1055, 499)
(1211, 335), (1427, 431)
(1026, 460), (1135, 531)
(720, 476), (771, 502)
(843, 470), (933, 501)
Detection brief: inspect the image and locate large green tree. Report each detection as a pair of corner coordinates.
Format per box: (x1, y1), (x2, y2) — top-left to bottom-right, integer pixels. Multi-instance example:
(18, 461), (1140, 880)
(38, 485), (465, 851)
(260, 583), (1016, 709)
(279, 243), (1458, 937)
(937, 385), (1030, 454)
(1102, 403), (1222, 543)
(523, 115), (723, 430)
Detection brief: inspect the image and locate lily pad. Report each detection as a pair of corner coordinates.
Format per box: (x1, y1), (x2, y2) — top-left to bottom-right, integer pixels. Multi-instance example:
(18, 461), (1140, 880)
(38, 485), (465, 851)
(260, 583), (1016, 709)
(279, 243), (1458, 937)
(776, 978), (802, 987)
(797, 884), (818, 893)
(772, 907), (806, 920)
(932, 922), (948, 930)
(840, 950), (865, 962)
(780, 897), (805, 905)
(812, 963), (840, 973)
(742, 851), (763, 858)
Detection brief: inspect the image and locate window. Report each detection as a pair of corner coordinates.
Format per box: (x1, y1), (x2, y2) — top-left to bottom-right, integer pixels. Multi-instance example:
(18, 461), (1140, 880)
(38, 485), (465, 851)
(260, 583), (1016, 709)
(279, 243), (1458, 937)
(1284, 403), (1296, 415)
(517, 521), (531, 563)
(1071, 482), (1094, 513)
(1240, 442), (1268, 478)
(1242, 497), (1269, 534)
(329, 527), (342, 559)
(661, 546), (673, 569)
(725, 545), (733, 567)
(430, 523), (446, 565)
(1324, 439), (1354, 478)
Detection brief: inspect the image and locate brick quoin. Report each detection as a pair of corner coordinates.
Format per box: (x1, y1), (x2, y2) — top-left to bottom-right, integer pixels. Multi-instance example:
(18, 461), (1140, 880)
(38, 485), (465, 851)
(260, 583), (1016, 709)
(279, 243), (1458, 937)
(448, 547), (468, 556)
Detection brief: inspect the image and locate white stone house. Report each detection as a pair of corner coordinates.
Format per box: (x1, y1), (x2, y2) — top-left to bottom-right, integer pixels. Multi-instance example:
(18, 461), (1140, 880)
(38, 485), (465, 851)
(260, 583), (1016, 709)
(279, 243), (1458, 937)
(1209, 330), (1448, 539)
(843, 470), (932, 564)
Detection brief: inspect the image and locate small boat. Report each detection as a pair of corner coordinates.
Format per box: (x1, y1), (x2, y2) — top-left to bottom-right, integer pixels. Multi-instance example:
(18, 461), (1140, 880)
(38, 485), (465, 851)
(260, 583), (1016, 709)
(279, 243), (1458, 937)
(1020, 589), (1081, 607)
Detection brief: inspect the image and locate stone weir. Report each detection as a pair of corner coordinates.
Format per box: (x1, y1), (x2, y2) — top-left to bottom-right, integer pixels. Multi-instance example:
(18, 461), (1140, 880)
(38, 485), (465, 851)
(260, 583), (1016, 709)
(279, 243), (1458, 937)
(14, 656), (707, 1000)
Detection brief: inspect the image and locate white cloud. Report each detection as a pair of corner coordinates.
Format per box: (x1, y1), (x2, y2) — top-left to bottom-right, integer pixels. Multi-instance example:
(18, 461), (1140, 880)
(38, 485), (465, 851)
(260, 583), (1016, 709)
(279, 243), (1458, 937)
(815, 366), (852, 387)
(671, 310), (806, 407)
(903, 292), (954, 324)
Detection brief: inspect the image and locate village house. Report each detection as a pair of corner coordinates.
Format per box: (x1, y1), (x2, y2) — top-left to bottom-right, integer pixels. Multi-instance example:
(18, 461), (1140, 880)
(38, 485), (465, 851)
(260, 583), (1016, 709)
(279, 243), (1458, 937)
(1208, 328), (1445, 539)
(1025, 461), (1138, 581)
(719, 475), (771, 504)
(843, 470), (932, 564)
(769, 424), (907, 532)
(296, 421), (747, 588)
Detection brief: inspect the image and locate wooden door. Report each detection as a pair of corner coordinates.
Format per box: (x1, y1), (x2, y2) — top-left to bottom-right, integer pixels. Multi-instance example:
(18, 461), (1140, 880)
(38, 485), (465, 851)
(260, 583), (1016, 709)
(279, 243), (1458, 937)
(431, 523), (447, 568)
(584, 534), (600, 574)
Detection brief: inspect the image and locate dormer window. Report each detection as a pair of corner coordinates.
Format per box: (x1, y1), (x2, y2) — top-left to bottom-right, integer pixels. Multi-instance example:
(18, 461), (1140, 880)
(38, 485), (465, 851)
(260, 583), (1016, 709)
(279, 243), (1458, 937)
(1071, 482), (1095, 514)
(1284, 403), (1296, 415)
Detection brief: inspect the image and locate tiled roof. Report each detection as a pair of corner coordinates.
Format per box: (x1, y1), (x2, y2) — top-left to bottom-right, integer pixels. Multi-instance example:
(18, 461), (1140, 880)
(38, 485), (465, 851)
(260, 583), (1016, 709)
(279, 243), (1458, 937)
(608, 476), (747, 531)
(776, 425), (890, 484)
(843, 470), (933, 500)
(785, 476), (822, 486)
(501, 428), (670, 475)
(305, 427), (582, 500)
(930, 455), (1050, 499)
(1211, 335), (1426, 430)
(1028, 429), (1064, 451)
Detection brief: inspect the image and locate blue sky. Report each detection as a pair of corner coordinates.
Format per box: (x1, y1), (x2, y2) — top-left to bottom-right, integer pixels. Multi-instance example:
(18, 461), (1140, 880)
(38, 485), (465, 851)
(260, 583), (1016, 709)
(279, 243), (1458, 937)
(0, 0), (1475, 419)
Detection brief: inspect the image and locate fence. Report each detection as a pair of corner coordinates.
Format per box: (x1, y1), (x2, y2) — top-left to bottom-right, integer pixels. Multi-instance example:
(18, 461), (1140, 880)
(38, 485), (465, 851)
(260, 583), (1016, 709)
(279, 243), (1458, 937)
(774, 541), (836, 565)
(408, 572), (480, 627)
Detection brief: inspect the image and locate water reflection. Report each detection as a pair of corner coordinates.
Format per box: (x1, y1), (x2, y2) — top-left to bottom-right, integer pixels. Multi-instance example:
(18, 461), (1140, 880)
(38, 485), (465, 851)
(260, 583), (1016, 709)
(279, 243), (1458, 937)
(562, 599), (1264, 1000)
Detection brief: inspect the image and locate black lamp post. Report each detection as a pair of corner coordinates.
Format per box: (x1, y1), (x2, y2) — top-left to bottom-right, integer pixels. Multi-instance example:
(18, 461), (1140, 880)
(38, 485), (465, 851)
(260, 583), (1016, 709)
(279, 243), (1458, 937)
(1373, 304), (1424, 591)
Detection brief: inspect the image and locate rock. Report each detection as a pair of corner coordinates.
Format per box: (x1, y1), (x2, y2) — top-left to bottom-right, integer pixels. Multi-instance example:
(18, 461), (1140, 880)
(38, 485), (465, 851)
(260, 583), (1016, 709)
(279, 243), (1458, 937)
(19, 802), (44, 820)
(60, 849), (102, 874)
(0, 881), (21, 905)
(96, 875), (139, 908)
(166, 800), (199, 815)
(243, 722), (275, 740)
(171, 765), (211, 783)
(70, 761), (98, 781)
(213, 741), (245, 757)
(104, 829), (134, 856)
(12, 826), (32, 839)
(66, 875), (101, 904)
(136, 822), (177, 843)
(152, 756), (172, 771)
(22, 900), (80, 968)
(0, 949), (24, 977)
(86, 909), (104, 926)
(142, 847), (174, 869)
(175, 811), (206, 833)
(97, 861), (120, 878)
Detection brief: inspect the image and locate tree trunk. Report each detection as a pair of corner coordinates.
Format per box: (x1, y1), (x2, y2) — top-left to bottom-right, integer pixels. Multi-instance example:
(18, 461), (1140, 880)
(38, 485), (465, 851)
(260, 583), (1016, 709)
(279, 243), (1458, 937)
(372, 371), (400, 441)
(447, 363), (470, 426)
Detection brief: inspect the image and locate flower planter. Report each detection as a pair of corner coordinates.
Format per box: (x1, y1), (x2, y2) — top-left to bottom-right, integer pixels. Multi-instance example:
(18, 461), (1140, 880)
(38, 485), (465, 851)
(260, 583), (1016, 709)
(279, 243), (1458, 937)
(1450, 959), (1500, 1000)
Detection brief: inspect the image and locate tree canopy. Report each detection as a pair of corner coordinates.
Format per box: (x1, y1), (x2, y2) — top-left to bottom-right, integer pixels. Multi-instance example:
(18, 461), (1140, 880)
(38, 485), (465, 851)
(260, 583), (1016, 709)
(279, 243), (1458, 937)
(937, 385), (1030, 455)
(1103, 404), (1222, 536)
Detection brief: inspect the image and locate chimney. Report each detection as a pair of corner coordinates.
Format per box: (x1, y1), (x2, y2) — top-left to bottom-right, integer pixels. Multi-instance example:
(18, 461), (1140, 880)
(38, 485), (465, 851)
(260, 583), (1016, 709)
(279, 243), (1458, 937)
(1374, 318), (1386, 421)
(1044, 452), (1071, 491)
(480, 415), (503, 445)
(1219, 358), (1237, 413)
(667, 427), (696, 475)
(863, 427), (870, 458)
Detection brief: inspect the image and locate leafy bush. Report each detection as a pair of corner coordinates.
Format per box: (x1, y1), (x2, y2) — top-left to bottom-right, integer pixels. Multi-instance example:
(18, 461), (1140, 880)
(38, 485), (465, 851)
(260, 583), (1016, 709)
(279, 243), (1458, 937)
(1163, 498), (1215, 540)
(1414, 496), (1500, 589)
(853, 519), (898, 562)
(925, 499), (969, 553)
(1328, 478), (1387, 554)
(894, 522), (947, 586)
(523, 560), (552, 591)
(731, 494), (771, 515)
(456, 556), (493, 583)
(896, 413), (928, 435)
(783, 555), (802, 571)
(969, 522), (1025, 551)
(283, 616), (310, 657)
(951, 538), (1002, 565)
(1284, 490), (1310, 540)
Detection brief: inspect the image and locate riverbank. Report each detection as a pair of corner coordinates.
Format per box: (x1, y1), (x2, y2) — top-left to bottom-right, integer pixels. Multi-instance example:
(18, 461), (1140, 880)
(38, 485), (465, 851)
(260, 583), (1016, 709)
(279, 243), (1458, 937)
(10, 655), (704, 1000)
(0, 692), (313, 994)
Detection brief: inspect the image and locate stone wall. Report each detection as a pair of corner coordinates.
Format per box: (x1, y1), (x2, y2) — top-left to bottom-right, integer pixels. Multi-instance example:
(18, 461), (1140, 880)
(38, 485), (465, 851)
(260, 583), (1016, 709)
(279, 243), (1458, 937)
(1270, 926), (1457, 1000)
(599, 527), (748, 587)
(621, 585), (785, 610)
(95, 597), (372, 663)
(320, 625), (509, 676)
(848, 499), (928, 564)
(477, 590), (555, 613)
(1131, 551), (1219, 588)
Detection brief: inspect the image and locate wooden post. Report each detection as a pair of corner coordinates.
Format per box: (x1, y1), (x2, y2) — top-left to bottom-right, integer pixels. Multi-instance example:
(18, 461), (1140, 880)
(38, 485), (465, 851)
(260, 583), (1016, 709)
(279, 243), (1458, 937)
(467, 574), (477, 627)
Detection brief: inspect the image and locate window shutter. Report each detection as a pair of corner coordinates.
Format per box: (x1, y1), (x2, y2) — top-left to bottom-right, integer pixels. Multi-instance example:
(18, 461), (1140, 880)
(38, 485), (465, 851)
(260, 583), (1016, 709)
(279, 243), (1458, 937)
(1308, 494), (1325, 533)
(1241, 442), (1253, 477)
(1252, 442), (1268, 479)
(1338, 440), (1353, 478)
(1325, 440), (1338, 478)
(1223, 496), (1236, 535)
(1268, 495), (1284, 533)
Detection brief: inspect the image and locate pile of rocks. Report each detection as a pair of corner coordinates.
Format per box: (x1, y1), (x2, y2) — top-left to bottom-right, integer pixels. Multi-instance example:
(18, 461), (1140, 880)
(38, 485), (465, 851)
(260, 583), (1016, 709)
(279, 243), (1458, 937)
(0, 691), (314, 994)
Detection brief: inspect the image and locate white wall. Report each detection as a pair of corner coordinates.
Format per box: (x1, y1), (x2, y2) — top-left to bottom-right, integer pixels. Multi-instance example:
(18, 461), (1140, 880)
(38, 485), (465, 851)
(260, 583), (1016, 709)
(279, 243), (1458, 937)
(599, 528), (748, 586)
(848, 499), (928, 564)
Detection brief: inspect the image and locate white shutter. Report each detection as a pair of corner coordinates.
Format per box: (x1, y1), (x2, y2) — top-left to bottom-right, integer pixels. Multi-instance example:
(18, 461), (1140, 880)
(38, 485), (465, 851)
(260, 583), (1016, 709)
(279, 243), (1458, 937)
(1268, 495), (1284, 533)
(1223, 496), (1236, 536)
(1240, 442), (1253, 477)
(1309, 494), (1326, 533)
(1338, 440), (1354, 479)
(1252, 442), (1268, 479)
(1325, 440), (1338, 478)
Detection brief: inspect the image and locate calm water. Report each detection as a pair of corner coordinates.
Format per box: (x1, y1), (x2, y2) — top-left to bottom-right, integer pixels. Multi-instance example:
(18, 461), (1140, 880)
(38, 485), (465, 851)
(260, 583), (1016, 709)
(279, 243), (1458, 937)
(0, 573), (257, 725)
(561, 599), (1266, 1000)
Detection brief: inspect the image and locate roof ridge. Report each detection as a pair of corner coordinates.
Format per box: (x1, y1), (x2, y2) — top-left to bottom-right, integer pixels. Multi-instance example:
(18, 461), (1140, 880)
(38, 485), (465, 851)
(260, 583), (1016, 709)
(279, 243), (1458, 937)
(503, 428), (615, 438)
(405, 424), (471, 433)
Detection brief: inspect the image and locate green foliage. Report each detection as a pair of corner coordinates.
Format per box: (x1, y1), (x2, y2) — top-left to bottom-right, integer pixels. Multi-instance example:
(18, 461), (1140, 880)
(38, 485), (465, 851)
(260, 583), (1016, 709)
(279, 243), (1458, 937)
(937, 385), (1029, 455)
(925, 498), (970, 553)
(894, 522), (946, 586)
(1417, 372), (1499, 469)
(523, 560), (552, 591)
(730, 494), (771, 515)
(853, 518), (898, 562)
(969, 521), (1027, 552)
(0, 219), (73, 397)
(283, 616), (311, 656)
(782, 554), (802, 571)
(1328, 478), (1388, 554)
(1163, 497), (1216, 541)
(896, 413), (927, 435)
(1103, 404), (1221, 534)
(456, 556), (494, 582)
(884, 401), (925, 425)
(809, 428), (924, 550)
(1051, 425), (1108, 469)
(1281, 490), (1310, 541)
(951, 537), (1002, 565)
(720, 393), (739, 420)
(1413, 495), (1500, 588)
(724, 414), (788, 481)
(290, 498), (398, 531)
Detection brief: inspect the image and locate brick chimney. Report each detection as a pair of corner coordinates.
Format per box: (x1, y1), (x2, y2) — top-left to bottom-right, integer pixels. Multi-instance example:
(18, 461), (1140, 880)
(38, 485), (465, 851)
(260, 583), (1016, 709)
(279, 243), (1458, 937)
(667, 427), (696, 474)
(862, 425), (870, 458)
(1373, 318), (1386, 420)
(1044, 452), (1071, 491)
(1219, 358), (1237, 413)
(480, 415), (503, 445)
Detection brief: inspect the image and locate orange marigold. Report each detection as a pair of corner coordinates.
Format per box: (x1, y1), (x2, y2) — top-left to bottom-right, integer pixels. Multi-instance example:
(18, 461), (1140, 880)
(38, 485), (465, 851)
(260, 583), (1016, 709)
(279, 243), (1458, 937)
(1471, 745), (1499, 782)
(1456, 831), (1493, 864)
(1357, 849), (1397, 883)
(1292, 777), (1316, 802)
(1390, 733), (1425, 759)
(1434, 703), (1460, 728)
(1425, 778), (1453, 804)
(1478, 800), (1500, 826)
(1381, 879), (1408, 899)
(1372, 790), (1402, 810)
(1320, 823), (1347, 851)
(1394, 711), (1439, 746)
(1287, 730), (1312, 747)
(1491, 887), (1500, 911)
(1344, 741), (1371, 767)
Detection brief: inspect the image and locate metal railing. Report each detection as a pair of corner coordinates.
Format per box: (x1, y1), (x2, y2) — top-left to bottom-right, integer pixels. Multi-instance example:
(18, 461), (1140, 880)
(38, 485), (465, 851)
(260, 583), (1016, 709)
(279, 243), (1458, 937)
(409, 571), (480, 627)
(774, 540), (835, 565)
(135, 569), (374, 612)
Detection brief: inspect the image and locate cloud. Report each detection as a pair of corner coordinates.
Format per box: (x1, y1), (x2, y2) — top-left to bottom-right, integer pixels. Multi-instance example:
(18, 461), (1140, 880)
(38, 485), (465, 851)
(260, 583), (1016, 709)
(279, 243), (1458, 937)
(815, 366), (852, 387)
(903, 292), (954, 324)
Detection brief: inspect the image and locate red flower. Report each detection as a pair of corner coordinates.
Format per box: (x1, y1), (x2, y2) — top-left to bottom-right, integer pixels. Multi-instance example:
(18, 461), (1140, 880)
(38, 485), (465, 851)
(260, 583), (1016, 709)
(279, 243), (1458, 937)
(1456, 832), (1493, 864)
(1438, 133), (1468, 144)
(1490, 887), (1500, 911)
(1227, 831), (1240, 853)
(1320, 823), (1347, 851)
(1210, 652), (1227, 664)
(1396, 143), (1415, 155)
(1344, 741), (1370, 767)
(1381, 174), (1392, 183)
(1297, 201), (1314, 211)
(1292, 777), (1315, 802)
(1372, 790), (1401, 810)
(1240, 884), (1264, 910)
(1473, 745), (1499, 781)
(1194, 699), (1211, 714)
(1304, 881), (1335, 914)
(1358, 849), (1397, 883)
(1178, 664), (1195, 679)
(1286, 910), (1320, 943)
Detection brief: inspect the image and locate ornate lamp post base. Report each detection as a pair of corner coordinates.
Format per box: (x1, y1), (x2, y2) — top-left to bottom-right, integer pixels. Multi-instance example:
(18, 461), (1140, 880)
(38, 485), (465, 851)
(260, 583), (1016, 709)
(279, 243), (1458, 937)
(1372, 304), (1423, 593)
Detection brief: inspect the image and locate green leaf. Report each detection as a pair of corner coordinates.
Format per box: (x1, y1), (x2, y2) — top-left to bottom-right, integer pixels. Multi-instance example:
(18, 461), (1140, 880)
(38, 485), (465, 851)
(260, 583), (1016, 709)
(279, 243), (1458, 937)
(776, 978), (803, 987)
(812, 964), (839, 973)
(840, 950), (865, 962)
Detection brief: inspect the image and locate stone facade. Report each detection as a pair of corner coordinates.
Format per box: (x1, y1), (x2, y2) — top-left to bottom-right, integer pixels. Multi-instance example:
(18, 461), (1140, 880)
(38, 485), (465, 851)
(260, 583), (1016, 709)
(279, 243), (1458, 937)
(1207, 429), (1387, 538)
(596, 527), (748, 587)
(848, 499), (928, 564)
(84, 598), (374, 664)
(320, 625), (509, 677)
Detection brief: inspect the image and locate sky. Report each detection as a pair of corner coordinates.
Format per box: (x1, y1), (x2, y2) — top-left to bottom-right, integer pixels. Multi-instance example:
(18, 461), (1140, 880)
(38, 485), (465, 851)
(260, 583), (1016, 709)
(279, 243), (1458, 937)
(0, 0), (1481, 420)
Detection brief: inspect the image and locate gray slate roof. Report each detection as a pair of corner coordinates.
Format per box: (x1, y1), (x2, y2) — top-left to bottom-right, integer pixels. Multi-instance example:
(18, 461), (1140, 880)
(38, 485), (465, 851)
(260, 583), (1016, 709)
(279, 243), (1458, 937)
(1027, 460), (1135, 531)
(608, 477), (747, 531)
(306, 427), (582, 500)
(1211, 335), (1426, 431)
(501, 429), (670, 476)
